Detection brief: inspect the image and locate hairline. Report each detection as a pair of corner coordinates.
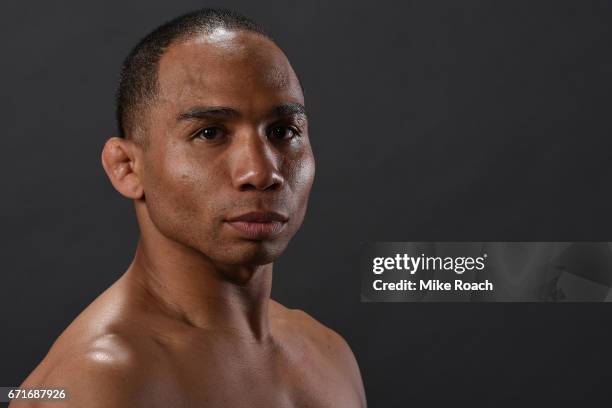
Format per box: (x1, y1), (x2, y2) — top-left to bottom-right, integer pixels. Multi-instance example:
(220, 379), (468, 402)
(127, 29), (303, 150)
(126, 28), (295, 149)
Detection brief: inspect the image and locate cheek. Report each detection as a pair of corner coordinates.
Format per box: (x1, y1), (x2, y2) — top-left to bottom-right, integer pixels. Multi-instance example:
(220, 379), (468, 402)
(287, 149), (315, 211)
(152, 154), (199, 203)
(144, 149), (219, 240)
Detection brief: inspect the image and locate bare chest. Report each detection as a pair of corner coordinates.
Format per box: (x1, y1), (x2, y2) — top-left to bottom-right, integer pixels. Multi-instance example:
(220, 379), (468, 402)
(159, 340), (362, 408)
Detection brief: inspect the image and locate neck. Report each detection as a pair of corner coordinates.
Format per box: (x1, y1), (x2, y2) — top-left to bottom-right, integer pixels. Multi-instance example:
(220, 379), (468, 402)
(123, 204), (273, 342)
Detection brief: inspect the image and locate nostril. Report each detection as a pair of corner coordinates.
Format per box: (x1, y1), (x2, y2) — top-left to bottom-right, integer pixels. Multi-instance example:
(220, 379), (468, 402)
(238, 171), (284, 191)
(230, 139), (284, 191)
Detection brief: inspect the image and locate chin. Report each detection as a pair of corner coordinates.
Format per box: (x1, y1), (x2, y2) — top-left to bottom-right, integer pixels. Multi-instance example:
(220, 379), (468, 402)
(212, 239), (289, 267)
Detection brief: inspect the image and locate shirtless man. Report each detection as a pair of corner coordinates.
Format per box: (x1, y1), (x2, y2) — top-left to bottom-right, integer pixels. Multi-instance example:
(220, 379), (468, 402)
(13, 8), (366, 407)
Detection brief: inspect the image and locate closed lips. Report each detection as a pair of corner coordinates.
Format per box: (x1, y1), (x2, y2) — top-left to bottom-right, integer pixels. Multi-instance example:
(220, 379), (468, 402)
(226, 211), (288, 223)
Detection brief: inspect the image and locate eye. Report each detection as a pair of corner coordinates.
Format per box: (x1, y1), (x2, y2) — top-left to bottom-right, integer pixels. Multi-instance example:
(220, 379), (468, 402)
(193, 127), (225, 141)
(267, 125), (300, 141)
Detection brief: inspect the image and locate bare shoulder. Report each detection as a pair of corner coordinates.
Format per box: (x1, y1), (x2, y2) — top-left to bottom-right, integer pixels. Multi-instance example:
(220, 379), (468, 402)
(12, 278), (178, 407)
(290, 308), (361, 373)
(14, 332), (170, 408)
(270, 301), (367, 406)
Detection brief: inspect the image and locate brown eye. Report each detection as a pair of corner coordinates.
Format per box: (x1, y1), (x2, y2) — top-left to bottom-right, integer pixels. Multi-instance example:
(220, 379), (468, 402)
(194, 127), (224, 140)
(268, 125), (299, 141)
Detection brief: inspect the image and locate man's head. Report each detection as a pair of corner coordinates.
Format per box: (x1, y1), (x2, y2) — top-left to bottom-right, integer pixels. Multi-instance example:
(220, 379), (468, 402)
(101, 8), (315, 269)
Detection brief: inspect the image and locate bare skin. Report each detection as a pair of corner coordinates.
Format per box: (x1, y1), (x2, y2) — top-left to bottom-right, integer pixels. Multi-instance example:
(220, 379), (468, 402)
(13, 28), (366, 407)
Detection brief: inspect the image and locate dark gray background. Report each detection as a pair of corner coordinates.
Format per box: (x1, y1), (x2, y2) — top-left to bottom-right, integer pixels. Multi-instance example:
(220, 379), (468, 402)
(2, 0), (611, 406)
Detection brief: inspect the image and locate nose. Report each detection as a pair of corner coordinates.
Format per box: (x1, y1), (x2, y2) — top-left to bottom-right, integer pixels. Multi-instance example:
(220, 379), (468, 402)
(230, 132), (284, 191)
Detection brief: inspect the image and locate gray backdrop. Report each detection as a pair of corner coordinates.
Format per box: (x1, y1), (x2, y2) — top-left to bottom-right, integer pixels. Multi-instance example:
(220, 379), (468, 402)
(2, 0), (612, 406)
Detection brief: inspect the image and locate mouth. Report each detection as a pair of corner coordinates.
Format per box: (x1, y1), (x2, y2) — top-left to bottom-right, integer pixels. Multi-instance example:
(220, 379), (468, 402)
(225, 211), (288, 240)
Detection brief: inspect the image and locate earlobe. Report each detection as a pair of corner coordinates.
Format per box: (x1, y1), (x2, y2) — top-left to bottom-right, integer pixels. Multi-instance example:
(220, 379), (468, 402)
(101, 137), (144, 200)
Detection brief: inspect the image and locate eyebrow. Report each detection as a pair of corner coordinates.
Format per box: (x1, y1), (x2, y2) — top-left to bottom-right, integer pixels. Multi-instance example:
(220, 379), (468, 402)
(269, 102), (307, 118)
(176, 102), (307, 122)
(177, 106), (240, 122)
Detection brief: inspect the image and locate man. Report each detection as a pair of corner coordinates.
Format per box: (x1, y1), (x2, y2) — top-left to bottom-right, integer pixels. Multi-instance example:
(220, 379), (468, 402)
(14, 8), (367, 407)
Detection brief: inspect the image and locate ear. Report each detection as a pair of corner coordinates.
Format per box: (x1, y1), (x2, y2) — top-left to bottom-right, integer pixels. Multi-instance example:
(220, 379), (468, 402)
(101, 137), (144, 200)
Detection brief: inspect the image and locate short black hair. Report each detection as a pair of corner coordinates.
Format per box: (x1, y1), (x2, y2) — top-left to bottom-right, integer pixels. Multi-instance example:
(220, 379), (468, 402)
(115, 8), (268, 145)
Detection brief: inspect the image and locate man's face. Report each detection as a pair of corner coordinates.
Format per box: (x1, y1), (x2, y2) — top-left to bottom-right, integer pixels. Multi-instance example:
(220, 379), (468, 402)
(139, 29), (315, 266)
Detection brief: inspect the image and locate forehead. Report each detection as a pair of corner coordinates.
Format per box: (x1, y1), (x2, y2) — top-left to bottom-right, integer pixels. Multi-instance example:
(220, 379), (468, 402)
(156, 29), (303, 112)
